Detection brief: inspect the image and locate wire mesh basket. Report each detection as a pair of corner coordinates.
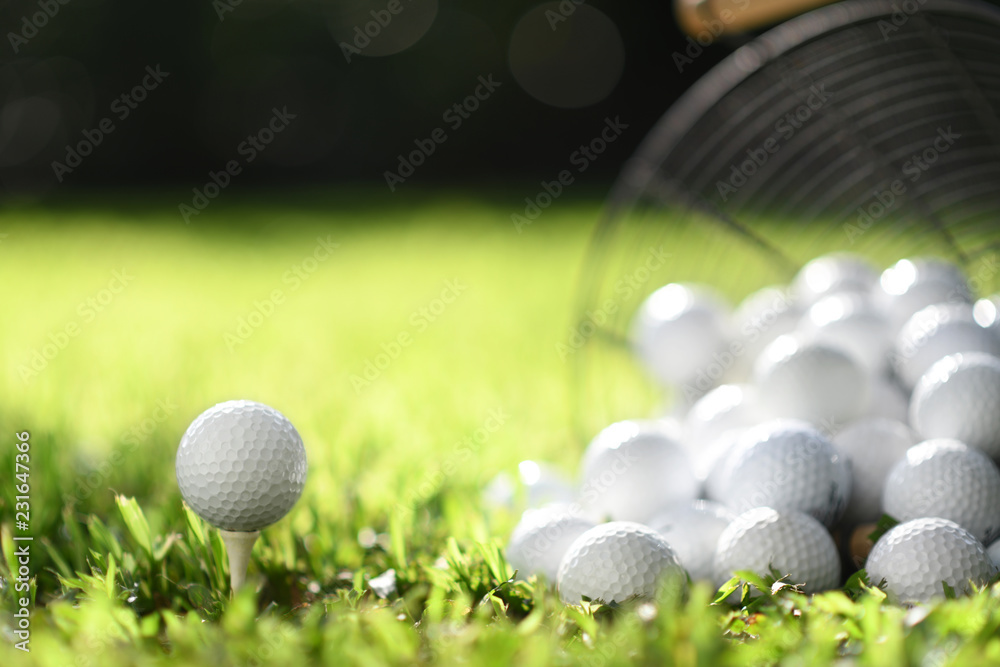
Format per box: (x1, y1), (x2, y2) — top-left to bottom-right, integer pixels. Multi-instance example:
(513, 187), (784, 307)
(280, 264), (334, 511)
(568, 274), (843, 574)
(572, 0), (1000, 438)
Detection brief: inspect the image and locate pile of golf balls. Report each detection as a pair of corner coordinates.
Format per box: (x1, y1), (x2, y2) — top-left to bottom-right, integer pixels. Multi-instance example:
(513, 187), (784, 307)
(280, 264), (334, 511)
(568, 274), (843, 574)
(506, 254), (1000, 604)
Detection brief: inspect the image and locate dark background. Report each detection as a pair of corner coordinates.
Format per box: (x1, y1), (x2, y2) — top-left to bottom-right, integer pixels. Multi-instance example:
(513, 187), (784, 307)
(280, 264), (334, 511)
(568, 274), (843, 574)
(0, 0), (743, 195)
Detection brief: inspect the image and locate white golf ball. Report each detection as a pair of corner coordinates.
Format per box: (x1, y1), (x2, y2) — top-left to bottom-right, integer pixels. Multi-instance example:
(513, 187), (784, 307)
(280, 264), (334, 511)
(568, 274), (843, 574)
(754, 334), (869, 428)
(647, 500), (736, 581)
(832, 418), (915, 525)
(631, 283), (732, 387)
(729, 286), (801, 381)
(861, 374), (910, 423)
(557, 521), (684, 604)
(865, 517), (995, 603)
(579, 420), (698, 523)
(681, 384), (762, 479)
(792, 253), (878, 306)
(582, 418), (681, 474)
(799, 292), (891, 375)
(974, 295), (1000, 329)
(506, 508), (596, 581)
(516, 460), (576, 508)
(715, 420), (851, 527)
(876, 257), (973, 333)
(176, 400), (307, 532)
(713, 507), (840, 593)
(882, 439), (1000, 544)
(703, 428), (746, 504)
(892, 302), (1000, 389)
(987, 539), (1000, 569)
(910, 352), (1000, 458)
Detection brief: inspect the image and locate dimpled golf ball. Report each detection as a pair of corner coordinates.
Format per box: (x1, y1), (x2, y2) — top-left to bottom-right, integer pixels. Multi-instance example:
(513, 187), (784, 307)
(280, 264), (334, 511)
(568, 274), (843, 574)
(580, 420), (698, 523)
(754, 334), (869, 426)
(799, 292), (891, 375)
(882, 439), (1000, 544)
(865, 517), (995, 603)
(647, 500), (736, 581)
(631, 283), (732, 387)
(176, 400), (307, 532)
(832, 418), (915, 525)
(910, 352), (1000, 458)
(792, 253), (878, 307)
(557, 521), (684, 604)
(506, 508), (596, 581)
(876, 257), (973, 333)
(713, 507), (840, 593)
(716, 420), (851, 527)
(892, 303), (1000, 389)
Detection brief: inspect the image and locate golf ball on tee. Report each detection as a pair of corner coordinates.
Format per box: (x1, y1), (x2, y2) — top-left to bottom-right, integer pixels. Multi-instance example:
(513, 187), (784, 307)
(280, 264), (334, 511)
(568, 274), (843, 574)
(865, 517), (995, 603)
(716, 419), (851, 527)
(176, 400), (307, 532)
(557, 521), (684, 604)
(882, 438), (1000, 544)
(647, 500), (735, 581)
(579, 420), (698, 524)
(630, 283), (731, 387)
(713, 507), (840, 593)
(910, 352), (1000, 458)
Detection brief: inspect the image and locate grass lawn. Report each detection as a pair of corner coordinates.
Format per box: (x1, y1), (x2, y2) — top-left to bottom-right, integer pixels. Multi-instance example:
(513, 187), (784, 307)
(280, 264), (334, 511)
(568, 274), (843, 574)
(3, 189), (1000, 666)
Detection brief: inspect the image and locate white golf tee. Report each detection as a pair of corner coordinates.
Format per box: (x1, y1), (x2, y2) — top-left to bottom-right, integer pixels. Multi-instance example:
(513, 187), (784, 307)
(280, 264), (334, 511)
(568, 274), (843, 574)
(219, 529), (260, 594)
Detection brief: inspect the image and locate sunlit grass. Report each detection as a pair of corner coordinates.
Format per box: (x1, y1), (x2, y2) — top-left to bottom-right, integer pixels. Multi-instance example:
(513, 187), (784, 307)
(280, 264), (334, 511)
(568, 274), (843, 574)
(2, 191), (1000, 665)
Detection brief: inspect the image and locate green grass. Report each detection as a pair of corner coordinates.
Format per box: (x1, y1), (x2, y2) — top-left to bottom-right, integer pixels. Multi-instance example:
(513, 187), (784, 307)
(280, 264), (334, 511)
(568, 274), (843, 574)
(3, 190), (1000, 666)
